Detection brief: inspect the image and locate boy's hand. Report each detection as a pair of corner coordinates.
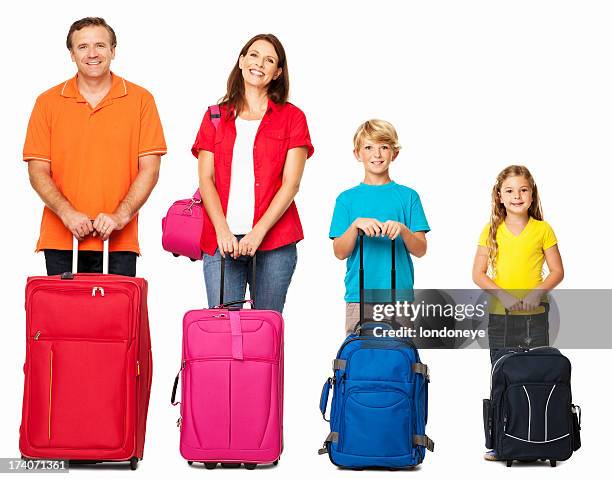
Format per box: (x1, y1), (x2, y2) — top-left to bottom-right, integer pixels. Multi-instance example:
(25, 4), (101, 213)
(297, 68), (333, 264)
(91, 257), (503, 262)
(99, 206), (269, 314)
(381, 220), (405, 240)
(353, 218), (383, 237)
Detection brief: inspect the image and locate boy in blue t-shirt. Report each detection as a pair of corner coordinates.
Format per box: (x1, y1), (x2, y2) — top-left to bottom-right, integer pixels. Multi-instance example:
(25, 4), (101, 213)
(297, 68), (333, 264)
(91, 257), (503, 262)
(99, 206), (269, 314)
(329, 119), (430, 334)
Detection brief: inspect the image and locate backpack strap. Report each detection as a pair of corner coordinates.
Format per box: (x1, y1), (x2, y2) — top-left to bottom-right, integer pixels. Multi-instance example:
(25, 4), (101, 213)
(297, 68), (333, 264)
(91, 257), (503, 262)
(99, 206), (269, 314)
(209, 104), (221, 129)
(413, 434), (435, 452)
(413, 362), (430, 382)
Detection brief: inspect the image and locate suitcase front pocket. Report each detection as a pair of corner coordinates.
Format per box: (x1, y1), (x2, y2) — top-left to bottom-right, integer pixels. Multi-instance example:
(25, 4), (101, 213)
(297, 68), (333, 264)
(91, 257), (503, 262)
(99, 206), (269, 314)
(28, 339), (129, 450)
(502, 383), (572, 459)
(341, 389), (413, 457)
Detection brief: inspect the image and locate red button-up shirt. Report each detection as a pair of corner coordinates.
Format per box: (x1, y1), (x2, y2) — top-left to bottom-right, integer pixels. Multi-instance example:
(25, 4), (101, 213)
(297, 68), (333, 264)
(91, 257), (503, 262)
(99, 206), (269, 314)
(192, 100), (314, 255)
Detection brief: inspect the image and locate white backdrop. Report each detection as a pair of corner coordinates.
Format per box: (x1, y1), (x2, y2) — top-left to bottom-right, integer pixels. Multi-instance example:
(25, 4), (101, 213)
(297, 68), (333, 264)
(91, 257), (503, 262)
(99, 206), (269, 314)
(1, 0), (610, 477)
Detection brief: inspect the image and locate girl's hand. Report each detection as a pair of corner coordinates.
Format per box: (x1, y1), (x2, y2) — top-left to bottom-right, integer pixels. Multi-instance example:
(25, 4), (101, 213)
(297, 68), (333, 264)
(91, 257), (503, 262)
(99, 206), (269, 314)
(216, 228), (239, 259)
(238, 228), (265, 257)
(499, 291), (523, 312)
(353, 218), (383, 237)
(381, 220), (405, 240)
(521, 290), (543, 311)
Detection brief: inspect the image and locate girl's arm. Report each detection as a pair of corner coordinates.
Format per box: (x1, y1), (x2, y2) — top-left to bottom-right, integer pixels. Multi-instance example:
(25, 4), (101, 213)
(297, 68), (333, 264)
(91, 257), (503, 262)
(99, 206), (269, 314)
(521, 245), (565, 310)
(237, 147), (307, 256)
(472, 245), (523, 311)
(198, 150), (238, 258)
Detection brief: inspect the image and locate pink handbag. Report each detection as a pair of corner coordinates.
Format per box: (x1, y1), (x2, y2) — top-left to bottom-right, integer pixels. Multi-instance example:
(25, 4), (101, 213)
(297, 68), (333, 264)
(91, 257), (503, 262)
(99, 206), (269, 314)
(161, 105), (221, 262)
(171, 258), (284, 469)
(161, 190), (203, 261)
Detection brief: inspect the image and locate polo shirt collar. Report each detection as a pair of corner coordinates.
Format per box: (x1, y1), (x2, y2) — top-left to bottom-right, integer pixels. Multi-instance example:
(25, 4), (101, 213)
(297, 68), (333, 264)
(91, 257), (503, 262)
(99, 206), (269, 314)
(60, 71), (128, 102)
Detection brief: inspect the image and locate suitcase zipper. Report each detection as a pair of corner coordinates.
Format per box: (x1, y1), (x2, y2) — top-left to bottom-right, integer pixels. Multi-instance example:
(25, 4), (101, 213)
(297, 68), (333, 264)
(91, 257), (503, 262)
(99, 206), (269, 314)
(48, 349), (53, 442)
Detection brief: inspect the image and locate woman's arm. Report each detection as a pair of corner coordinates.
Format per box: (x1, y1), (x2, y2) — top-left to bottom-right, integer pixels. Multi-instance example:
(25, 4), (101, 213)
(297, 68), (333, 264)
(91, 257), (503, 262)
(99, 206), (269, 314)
(521, 245), (565, 310)
(237, 147), (308, 256)
(472, 245), (523, 311)
(198, 150), (238, 258)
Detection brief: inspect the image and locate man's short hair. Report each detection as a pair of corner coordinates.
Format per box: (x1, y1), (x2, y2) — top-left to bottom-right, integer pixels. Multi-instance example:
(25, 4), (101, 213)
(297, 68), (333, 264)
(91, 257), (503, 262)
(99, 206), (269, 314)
(66, 17), (117, 50)
(353, 119), (402, 153)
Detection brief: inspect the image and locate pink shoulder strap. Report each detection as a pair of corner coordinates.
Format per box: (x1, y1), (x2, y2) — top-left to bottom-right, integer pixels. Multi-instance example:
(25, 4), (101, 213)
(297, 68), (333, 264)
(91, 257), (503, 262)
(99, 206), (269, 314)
(209, 104), (221, 129)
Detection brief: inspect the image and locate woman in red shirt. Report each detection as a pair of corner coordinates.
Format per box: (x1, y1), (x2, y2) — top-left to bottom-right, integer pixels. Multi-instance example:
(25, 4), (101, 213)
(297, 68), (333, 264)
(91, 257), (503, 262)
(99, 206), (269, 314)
(192, 34), (314, 313)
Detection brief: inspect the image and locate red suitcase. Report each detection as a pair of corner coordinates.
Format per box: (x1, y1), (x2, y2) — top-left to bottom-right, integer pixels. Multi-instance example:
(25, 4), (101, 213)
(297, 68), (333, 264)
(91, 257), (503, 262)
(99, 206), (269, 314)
(19, 240), (152, 470)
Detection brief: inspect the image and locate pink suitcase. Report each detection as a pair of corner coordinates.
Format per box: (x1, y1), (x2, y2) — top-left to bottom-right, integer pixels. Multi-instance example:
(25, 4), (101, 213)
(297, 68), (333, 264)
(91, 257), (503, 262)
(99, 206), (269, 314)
(171, 257), (283, 469)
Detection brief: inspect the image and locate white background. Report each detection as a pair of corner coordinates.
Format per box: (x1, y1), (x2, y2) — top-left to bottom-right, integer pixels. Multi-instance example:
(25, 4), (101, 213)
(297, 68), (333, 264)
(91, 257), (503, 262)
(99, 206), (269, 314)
(1, 0), (610, 477)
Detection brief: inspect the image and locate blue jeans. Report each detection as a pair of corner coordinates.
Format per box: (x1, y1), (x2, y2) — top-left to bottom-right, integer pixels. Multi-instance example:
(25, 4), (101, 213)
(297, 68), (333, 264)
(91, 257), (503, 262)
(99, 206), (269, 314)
(203, 241), (298, 313)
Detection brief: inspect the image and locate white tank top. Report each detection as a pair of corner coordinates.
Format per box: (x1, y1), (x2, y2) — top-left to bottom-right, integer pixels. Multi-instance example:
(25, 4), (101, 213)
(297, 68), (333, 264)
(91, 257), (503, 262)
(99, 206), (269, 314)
(226, 117), (261, 235)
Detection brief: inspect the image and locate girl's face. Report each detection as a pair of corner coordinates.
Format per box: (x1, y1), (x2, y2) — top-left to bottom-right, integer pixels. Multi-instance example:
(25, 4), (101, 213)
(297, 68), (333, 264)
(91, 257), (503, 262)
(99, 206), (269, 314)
(238, 39), (282, 90)
(499, 175), (533, 216)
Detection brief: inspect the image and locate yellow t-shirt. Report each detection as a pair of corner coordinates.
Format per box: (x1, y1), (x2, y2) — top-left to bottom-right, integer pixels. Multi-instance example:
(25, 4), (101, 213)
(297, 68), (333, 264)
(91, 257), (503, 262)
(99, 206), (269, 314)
(478, 217), (558, 314)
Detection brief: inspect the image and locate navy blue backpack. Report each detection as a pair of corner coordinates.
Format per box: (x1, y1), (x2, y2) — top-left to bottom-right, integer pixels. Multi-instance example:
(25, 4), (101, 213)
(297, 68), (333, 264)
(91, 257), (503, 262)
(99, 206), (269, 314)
(318, 232), (434, 469)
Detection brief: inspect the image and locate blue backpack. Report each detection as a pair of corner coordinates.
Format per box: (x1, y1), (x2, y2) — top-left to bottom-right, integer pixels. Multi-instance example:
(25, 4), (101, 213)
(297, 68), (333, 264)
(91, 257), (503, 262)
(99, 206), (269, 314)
(318, 232), (434, 469)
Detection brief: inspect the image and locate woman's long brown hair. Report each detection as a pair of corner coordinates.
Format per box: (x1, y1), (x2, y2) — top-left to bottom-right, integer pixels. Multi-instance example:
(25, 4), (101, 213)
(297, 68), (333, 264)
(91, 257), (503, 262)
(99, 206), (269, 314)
(220, 34), (289, 117)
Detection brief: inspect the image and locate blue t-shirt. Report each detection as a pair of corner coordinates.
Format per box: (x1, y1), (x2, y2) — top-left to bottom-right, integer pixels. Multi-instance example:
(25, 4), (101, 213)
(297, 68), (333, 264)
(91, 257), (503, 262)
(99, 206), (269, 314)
(329, 181), (430, 302)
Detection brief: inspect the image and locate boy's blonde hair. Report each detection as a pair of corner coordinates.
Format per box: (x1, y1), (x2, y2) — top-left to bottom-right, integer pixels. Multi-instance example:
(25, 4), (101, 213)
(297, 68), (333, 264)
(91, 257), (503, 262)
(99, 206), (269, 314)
(353, 119), (402, 153)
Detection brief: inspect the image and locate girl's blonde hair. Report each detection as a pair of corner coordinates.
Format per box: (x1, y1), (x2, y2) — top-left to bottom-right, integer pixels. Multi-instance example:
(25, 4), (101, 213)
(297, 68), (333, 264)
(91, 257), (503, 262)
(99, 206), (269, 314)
(353, 119), (402, 153)
(487, 165), (544, 274)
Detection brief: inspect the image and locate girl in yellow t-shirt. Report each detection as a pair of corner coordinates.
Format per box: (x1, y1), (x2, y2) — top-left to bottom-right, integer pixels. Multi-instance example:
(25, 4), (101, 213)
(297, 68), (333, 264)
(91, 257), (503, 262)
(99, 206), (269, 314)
(473, 165), (565, 460)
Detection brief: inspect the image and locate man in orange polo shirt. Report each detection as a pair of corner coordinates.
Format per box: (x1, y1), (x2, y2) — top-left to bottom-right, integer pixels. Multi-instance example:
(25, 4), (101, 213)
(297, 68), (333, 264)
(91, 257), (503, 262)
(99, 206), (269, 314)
(23, 17), (166, 276)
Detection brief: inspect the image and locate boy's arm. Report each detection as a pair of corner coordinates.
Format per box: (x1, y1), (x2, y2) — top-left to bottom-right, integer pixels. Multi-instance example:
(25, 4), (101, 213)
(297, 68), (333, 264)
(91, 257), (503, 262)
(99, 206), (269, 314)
(399, 225), (427, 258)
(333, 218), (384, 260)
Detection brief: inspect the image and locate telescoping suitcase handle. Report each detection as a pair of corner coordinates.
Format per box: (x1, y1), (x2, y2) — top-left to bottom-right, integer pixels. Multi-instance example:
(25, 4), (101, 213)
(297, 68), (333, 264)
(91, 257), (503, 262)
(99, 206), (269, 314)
(357, 229), (396, 333)
(217, 254), (257, 309)
(69, 234), (110, 275)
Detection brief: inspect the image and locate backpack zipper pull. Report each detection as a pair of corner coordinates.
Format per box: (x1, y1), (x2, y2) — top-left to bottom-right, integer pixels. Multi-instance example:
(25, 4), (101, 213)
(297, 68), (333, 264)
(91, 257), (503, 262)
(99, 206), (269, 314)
(34, 331), (41, 340)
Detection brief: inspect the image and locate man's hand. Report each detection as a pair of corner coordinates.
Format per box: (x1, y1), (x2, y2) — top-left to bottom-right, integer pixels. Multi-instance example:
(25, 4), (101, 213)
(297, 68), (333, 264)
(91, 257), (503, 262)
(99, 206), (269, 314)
(61, 209), (93, 240)
(93, 212), (129, 241)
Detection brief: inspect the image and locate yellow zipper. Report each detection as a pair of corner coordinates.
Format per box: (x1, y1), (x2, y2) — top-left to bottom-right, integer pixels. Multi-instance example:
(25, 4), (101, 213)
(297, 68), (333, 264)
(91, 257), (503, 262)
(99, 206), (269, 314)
(48, 349), (53, 441)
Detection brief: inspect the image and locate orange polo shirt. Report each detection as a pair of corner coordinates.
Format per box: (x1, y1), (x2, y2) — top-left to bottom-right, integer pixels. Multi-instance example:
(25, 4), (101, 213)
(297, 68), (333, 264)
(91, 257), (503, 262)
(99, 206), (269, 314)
(23, 73), (167, 253)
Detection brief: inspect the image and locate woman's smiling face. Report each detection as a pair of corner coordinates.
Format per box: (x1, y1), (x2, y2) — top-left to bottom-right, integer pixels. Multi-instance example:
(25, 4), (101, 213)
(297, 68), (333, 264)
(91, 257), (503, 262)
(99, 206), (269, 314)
(239, 39), (282, 89)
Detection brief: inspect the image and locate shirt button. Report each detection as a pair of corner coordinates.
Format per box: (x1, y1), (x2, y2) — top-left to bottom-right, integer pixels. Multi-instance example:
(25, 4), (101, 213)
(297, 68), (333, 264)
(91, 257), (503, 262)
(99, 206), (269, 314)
(255, 183), (260, 187)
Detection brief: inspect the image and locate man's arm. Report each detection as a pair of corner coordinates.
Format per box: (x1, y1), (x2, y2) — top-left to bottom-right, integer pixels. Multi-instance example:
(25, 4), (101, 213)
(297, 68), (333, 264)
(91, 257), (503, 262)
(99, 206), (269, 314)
(93, 154), (161, 240)
(28, 160), (93, 239)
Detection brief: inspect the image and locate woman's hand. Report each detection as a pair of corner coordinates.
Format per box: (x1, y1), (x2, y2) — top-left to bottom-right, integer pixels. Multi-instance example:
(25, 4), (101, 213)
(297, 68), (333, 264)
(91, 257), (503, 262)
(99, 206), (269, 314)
(238, 227), (265, 257)
(521, 290), (543, 311)
(216, 228), (239, 259)
(499, 291), (523, 312)
(353, 218), (383, 237)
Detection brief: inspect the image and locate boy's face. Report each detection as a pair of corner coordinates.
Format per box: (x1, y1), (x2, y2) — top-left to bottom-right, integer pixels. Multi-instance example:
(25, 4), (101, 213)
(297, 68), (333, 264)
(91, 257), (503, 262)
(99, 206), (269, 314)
(354, 139), (397, 174)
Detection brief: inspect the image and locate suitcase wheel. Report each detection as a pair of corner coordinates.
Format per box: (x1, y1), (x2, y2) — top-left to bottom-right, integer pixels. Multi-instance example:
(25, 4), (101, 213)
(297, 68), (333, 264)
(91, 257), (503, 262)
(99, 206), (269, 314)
(129, 457), (138, 470)
(506, 460), (512, 467)
(172, 253), (180, 257)
(187, 461), (193, 466)
(550, 460), (557, 468)
(204, 462), (218, 469)
(220, 463), (240, 469)
(244, 463), (257, 470)
(273, 459), (279, 466)
(190, 258), (197, 262)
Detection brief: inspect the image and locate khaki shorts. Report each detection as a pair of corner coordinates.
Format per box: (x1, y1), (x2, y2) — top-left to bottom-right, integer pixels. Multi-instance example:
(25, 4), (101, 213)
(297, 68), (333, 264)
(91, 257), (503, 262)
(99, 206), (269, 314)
(345, 302), (413, 335)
